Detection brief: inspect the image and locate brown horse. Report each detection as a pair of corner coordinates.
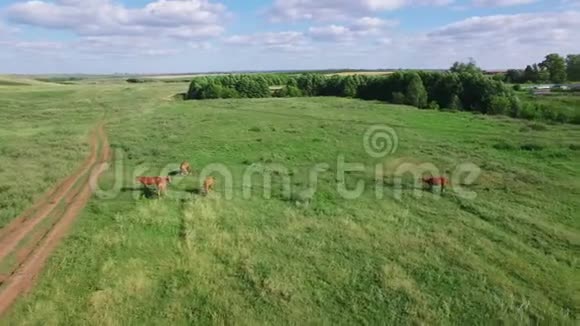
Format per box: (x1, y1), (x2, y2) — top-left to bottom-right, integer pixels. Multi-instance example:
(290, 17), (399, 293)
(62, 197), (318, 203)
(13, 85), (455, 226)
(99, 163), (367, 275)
(180, 161), (192, 176)
(203, 177), (215, 195)
(137, 176), (171, 197)
(421, 176), (448, 192)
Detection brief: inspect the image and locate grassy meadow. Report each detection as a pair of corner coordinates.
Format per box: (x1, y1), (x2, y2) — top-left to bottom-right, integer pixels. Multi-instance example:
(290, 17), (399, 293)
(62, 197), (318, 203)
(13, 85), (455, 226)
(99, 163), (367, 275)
(0, 80), (579, 324)
(0, 85), (95, 228)
(0, 82), (184, 228)
(519, 91), (580, 119)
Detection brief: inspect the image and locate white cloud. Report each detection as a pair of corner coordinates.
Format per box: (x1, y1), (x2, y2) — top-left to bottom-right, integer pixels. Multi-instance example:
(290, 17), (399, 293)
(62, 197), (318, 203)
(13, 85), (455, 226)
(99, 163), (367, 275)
(376, 37), (393, 45)
(0, 40), (64, 51)
(308, 25), (352, 42)
(267, 0), (452, 21)
(308, 17), (396, 42)
(76, 35), (160, 53)
(223, 16), (395, 49)
(2, 2), (579, 72)
(351, 17), (398, 31)
(78, 35), (186, 57)
(0, 35), (181, 59)
(427, 11), (580, 46)
(224, 31), (308, 51)
(392, 11), (580, 68)
(6, 0), (228, 39)
(472, 0), (537, 7)
(140, 49), (180, 56)
(188, 42), (212, 50)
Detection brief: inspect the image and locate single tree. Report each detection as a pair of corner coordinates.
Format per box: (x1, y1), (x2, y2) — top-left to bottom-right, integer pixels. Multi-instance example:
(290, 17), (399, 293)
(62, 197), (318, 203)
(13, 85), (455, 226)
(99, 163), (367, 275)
(540, 53), (567, 83)
(405, 74), (428, 108)
(450, 58), (482, 74)
(506, 69), (525, 83)
(523, 65), (536, 83)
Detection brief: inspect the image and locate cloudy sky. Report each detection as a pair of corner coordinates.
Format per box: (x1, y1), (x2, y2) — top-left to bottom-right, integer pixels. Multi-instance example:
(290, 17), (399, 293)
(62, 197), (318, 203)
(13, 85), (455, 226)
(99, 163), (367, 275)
(0, 0), (578, 73)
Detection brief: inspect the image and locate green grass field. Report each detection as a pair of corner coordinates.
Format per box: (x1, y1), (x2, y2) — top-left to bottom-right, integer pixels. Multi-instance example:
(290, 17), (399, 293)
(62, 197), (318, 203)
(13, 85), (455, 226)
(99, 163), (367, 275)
(520, 92), (580, 118)
(0, 86), (95, 228)
(0, 83), (184, 228)
(1, 82), (579, 324)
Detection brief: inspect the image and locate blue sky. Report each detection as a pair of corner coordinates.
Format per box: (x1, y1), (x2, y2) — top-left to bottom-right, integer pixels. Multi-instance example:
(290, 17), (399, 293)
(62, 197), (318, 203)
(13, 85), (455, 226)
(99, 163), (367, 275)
(0, 0), (578, 73)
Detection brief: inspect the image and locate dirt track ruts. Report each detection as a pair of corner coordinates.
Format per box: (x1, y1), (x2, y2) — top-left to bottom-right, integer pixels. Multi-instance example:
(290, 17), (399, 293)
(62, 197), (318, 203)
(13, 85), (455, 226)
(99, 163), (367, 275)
(0, 123), (110, 316)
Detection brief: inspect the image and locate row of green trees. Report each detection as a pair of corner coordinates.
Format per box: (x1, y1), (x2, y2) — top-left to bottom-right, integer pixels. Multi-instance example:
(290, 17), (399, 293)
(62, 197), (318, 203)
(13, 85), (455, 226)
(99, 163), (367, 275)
(188, 74), (293, 99)
(505, 53), (580, 84)
(186, 68), (578, 124)
(188, 71), (519, 113)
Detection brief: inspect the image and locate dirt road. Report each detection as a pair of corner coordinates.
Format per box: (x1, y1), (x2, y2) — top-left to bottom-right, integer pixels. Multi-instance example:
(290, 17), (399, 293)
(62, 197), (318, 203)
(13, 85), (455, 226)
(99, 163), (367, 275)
(0, 123), (110, 316)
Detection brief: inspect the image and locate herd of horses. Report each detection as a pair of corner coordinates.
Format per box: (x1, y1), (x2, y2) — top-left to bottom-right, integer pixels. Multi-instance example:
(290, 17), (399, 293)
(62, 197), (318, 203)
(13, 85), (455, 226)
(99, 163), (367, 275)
(136, 161), (214, 198)
(136, 160), (449, 199)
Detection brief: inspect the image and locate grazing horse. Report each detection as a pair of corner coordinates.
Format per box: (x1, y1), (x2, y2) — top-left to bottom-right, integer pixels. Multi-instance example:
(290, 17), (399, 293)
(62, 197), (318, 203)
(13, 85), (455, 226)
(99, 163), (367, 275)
(156, 177), (171, 197)
(180, 161), (192, 176)
(421, 176), (448, 192)
(203, 177), (215, 195)
(137, 176), (171, 197)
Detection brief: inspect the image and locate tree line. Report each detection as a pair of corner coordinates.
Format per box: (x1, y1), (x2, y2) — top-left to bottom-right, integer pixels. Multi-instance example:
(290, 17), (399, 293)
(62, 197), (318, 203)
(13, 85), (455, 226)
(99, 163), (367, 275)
(188, 74), (292, 99)
(505, 53), (580, 84)
(188, 70), (520, 113)
(187, 66), (578, 124)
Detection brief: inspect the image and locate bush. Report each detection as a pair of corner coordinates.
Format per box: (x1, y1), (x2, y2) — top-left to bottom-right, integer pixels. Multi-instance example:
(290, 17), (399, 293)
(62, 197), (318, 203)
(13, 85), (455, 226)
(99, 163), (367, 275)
(273, 86), (304, 98)
(513, 84), (522, 91)
(508, 96), (523, 118)
(392, 92), (406, 104)
(286, 86), (303, 97)
(448, 94), (463, 111)
(488, 96), (510, 115)
(199, 84), (224, 99)
(220, 87), (240, 99)
(554, 112), (570, 123)
(426, 101), (440, 110)
(272, 88), (285, 97)
(539, 105), (558, 121)
(520, 103), (539, 120)
(126, 78), (146, 83)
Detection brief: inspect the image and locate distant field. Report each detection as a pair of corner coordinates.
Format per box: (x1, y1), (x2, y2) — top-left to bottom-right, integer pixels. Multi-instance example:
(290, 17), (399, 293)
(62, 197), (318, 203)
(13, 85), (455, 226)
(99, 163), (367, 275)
(1, 82), (579, 324)
(0, 76), (60, 87)
(142, 74), (225, 80)
(327, 71), (394, 77)
(0, 79), (29, 86)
